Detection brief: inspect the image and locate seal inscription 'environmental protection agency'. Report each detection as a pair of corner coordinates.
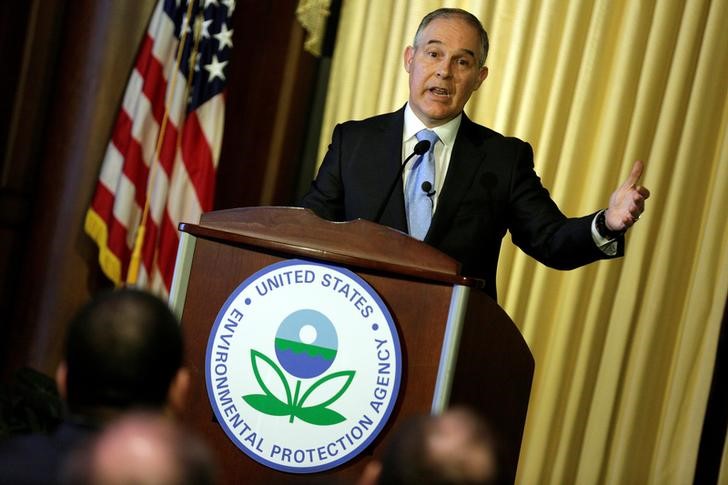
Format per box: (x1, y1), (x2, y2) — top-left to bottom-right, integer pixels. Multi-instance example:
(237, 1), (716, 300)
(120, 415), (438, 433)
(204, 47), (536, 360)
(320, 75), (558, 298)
(205, 260), (402, 473)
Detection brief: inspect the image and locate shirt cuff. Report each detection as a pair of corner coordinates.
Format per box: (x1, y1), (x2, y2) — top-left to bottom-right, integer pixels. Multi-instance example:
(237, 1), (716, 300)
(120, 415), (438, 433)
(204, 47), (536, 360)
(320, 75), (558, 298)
(591, 210), (619, 256)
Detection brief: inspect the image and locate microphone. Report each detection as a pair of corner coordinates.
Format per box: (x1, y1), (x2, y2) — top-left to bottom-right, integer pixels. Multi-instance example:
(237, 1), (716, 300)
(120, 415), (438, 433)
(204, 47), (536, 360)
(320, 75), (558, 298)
(373, 140), (431, 223)
(421, 181), (435, 197)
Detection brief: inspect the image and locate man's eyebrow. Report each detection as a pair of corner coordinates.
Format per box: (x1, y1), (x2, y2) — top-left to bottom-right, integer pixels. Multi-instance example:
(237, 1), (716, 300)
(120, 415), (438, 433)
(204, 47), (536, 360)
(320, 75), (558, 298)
(424, 39), (476, 58)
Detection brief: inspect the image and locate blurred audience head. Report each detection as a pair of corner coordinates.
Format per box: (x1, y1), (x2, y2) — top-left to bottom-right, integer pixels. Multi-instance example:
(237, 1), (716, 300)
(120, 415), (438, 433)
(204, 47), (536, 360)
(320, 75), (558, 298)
(361, 407), (498, 485)
(64, 412), (218, 485)
(56, 288), (189, 419)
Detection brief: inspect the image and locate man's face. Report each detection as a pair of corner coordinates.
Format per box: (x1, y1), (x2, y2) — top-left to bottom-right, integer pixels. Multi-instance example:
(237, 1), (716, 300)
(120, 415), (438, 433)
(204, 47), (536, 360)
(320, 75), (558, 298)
(404, 17), (488, 127)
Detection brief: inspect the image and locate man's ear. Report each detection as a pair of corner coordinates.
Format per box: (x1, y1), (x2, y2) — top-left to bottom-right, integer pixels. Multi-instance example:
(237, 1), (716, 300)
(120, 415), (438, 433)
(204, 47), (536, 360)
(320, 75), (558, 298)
(403, 45), (415, 73)
(474, 66), (489, 90)
(166, 367), (191, 417)
(55, 361), (68, 401)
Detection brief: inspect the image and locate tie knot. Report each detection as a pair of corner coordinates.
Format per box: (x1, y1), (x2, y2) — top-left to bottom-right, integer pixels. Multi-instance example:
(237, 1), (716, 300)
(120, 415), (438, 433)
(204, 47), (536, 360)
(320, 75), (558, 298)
(416, 129), (439, 151)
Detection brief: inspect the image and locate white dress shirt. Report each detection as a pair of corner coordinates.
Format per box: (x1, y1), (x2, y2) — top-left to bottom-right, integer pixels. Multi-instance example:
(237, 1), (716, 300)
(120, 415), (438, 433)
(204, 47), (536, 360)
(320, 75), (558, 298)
(402, 104), (460, 212)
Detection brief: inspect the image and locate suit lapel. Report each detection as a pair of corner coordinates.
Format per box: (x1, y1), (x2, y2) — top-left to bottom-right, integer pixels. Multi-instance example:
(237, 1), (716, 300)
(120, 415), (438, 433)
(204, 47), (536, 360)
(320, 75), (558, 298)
(374, 108), (408, 233)
(426, 114), (486, 244)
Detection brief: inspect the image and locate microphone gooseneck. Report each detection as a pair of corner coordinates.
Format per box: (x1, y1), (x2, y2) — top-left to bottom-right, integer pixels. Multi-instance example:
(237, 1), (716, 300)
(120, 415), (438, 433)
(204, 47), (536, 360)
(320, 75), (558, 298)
(373, 140), (432, 224)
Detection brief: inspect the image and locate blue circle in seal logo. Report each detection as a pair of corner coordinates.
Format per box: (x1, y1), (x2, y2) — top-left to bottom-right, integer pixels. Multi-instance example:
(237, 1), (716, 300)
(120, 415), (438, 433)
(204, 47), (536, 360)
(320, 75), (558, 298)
(275, 309), (338, 379)
(205, 260), (402, 474)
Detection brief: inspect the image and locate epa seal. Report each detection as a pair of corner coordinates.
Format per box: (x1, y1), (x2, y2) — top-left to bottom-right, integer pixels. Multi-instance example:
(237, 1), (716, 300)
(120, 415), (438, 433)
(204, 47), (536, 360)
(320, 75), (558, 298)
(205, 260), (402, 473)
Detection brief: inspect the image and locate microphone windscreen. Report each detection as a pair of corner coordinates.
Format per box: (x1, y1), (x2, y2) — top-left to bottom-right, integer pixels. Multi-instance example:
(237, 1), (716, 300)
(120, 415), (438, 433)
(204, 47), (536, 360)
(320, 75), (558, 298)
(413, 140), (431, 155)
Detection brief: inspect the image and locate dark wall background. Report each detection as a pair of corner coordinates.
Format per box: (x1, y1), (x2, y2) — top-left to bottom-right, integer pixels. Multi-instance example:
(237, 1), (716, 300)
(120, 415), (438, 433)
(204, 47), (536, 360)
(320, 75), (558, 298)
(0, 0), (336, 377)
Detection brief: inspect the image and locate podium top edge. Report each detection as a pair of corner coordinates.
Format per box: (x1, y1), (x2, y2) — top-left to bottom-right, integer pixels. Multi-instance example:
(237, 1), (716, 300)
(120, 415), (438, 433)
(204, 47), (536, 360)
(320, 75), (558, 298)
(179, 207), (483, 288)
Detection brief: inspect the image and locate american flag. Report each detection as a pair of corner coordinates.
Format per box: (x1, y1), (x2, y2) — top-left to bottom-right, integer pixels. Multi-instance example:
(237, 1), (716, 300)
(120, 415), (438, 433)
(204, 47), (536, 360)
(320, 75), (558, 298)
(85, 0), (235, 296)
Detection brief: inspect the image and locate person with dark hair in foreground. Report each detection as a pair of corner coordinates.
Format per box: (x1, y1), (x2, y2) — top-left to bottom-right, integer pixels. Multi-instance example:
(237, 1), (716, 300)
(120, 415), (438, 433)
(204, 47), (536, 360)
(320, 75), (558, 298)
(0, 288), (190, 484)
(359, 407), (498, 485)
(302, 8), (650, 300)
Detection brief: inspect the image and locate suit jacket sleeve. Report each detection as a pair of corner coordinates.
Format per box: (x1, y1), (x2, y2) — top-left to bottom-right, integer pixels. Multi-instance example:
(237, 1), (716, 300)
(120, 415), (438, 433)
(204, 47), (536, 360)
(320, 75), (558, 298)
(300, 123), (346, 222)
(506, 140), (623, 269)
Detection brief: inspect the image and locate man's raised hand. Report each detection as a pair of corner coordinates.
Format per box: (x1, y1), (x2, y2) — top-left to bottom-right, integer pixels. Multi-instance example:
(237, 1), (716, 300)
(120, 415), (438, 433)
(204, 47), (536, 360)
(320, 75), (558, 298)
(605, 160), (651, 232)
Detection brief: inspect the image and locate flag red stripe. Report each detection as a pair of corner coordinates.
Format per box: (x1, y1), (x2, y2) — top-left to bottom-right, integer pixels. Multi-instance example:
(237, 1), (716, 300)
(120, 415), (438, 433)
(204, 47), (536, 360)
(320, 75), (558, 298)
(113, 111), (151, 208)
(90, 179), (115, 223)
(141, 217), (161, 277)
(110, 110), (133, 160)
(157, 211), (179, 289)
(135, 34), (167, 124)
(157, 118), (178, 176)
(107, 217), (131, 280)
(180, 113), (216, 211)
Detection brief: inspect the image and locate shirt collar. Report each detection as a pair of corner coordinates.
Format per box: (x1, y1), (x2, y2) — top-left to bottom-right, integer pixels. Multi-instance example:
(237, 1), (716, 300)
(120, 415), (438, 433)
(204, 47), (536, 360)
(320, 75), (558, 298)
(403, 103), (462, 147)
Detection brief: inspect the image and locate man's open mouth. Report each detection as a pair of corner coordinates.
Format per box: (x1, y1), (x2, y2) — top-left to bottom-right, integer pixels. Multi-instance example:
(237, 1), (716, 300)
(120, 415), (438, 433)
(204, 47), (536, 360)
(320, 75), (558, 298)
(429, 87), (450, 97)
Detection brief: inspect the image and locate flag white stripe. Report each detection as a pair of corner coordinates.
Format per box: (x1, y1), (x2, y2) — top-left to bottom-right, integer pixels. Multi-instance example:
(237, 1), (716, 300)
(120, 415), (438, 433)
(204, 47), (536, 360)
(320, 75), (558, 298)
(112, 175), (141, 242)
(195, 96), (226, 166)
(145, 0), (165, 43)
(167, 150), (203, 225)
(128, 91), (161, 168)
(147, 161), (171, 225)
(121, 70), (145, 128)
(165, 71), (188, 131)
(148, 3), (177, 65)
(98, 144), (124, 196)
(150, 267), (168, 298)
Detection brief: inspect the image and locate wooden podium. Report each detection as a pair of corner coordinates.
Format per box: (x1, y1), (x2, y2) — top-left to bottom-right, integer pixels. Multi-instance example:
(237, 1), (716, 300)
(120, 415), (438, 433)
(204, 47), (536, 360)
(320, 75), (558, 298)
(169, 207), (533, 484)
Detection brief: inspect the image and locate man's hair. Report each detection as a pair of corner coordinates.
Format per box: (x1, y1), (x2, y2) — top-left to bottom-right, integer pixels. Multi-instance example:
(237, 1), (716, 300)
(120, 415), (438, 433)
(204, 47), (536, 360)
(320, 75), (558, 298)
(413, 8), (490, 67)
(64, 288), (183, 413)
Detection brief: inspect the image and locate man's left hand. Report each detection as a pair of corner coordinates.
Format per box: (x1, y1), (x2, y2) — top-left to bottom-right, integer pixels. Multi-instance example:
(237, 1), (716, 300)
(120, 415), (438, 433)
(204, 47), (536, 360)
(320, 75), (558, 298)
(605, 160), (651, 232)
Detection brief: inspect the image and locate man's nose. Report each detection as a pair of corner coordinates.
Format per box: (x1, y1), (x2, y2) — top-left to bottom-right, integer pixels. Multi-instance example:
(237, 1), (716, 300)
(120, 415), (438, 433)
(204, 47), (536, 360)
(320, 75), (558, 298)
(436, 58), (453, 78)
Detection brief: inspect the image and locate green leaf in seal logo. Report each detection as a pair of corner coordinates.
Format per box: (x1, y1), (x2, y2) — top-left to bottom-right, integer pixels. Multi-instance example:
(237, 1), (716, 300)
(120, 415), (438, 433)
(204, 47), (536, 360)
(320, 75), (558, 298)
(242, 349), (356, 425)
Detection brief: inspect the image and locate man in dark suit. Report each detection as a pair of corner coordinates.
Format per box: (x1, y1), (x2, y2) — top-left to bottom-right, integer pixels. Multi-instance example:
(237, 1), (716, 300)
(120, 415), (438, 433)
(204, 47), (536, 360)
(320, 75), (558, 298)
(301, 8), (650, 299)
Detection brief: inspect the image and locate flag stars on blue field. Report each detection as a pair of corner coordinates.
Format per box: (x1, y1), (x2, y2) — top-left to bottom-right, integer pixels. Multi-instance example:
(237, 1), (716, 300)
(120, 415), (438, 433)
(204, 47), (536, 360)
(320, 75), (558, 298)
(215, 24), (233, 50)
(200, 18), (213, 38)
(205, 55), (228, 82)
(181, 16), (193, 36)
(222, 0), (235, 16)
(165, 0), (235, 109)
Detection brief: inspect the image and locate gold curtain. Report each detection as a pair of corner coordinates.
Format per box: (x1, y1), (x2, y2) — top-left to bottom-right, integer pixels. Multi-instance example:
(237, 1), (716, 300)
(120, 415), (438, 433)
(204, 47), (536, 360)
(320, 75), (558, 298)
(315, 0), (728, 483)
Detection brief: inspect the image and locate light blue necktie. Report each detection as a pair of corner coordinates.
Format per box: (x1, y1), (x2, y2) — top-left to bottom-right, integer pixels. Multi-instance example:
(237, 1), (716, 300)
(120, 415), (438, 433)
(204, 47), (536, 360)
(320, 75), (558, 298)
(406, 129), (439, 240)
